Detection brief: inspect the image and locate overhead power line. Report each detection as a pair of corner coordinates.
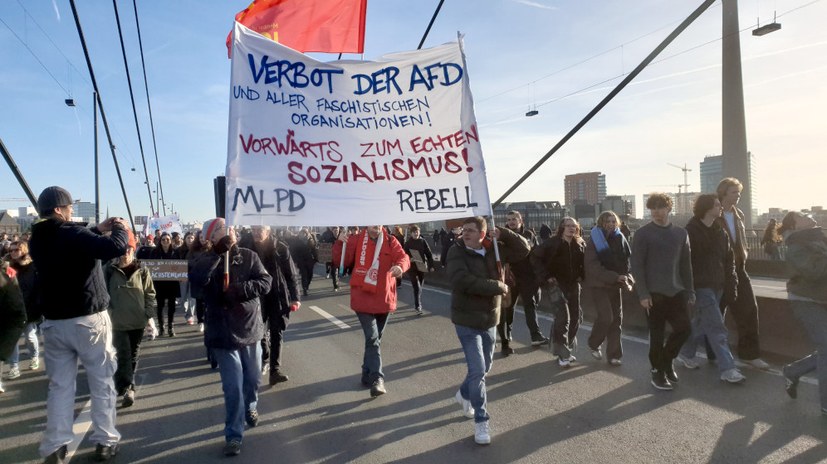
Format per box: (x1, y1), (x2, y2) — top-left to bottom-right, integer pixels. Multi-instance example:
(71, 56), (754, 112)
(13, 0), (92, 90)
(0, 15), (71, 96)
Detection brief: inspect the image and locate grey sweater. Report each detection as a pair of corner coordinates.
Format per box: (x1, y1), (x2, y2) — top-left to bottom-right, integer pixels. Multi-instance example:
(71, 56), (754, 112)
(631, 222), (694, 300)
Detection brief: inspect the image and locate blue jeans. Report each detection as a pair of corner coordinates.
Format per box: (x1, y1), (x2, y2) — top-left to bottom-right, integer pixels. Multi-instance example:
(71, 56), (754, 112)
(455, 324), (496, 423)
(213, 344), (262, 442)
(356, 312), (389, 383)
(783, 299), (827, 410)
(10, 322), (39, 368)
(680, 288), (736, 373)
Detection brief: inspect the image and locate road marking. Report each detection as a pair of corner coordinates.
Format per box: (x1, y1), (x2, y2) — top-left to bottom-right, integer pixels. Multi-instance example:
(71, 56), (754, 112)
(310, 305), (351, 329)
(67, 400), (92, 461)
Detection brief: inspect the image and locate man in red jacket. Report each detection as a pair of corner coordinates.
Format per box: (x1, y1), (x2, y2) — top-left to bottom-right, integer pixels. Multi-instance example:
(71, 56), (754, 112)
(334, 225), (410, 397)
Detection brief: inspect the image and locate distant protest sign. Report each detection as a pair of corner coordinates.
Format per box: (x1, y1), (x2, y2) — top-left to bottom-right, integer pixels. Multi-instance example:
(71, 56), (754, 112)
(141, 260), (188, 282)
(225, 22), (492, 227)
(146, 214), (183, 236)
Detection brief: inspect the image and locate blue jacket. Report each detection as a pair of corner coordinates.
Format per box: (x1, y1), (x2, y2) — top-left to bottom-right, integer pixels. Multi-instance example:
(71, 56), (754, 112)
(189, 246), (272, 350)
(30, 218), (129, 320)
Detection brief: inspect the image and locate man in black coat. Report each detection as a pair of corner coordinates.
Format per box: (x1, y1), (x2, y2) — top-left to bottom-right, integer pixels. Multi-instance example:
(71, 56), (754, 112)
(189, 218), (272, 457)
(239, 225), (301, 385)
(30, 186), (129, 462)
(501, 211), (548, 352)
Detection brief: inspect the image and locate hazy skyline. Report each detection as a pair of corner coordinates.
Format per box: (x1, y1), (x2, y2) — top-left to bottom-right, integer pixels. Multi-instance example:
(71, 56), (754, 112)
(1, 0), (825, 224)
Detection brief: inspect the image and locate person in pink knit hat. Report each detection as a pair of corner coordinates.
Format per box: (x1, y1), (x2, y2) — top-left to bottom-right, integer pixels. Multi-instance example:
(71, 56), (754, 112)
(189, 218), (272, 457)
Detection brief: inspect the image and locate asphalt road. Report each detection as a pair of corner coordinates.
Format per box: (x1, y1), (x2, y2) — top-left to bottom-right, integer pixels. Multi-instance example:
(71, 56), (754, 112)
(1, 267), (824, 464)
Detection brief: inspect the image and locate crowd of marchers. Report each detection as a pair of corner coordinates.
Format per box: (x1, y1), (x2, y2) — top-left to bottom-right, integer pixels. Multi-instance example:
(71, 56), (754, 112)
(0, 177), (825, 462)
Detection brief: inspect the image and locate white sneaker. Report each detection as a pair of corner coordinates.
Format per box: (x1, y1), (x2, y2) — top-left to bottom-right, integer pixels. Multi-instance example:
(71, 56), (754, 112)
(30, 358), (40, 370)
(590, 348), (602, 360)
(199, 323), (205, 333)
(6, 367), (20, 380)
(474, 421), (491, 445)
(609, 358), (623, 366)
(745, 358), (770, 370)
(720, 368), (746, 384)
(558, 357), (570, 368)
(676, 355), (700, 369)
(455, 390), (474, 419)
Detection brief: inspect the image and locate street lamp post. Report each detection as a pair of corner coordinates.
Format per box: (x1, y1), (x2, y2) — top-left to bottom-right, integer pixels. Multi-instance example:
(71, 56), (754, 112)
(65, 92), (100, 225)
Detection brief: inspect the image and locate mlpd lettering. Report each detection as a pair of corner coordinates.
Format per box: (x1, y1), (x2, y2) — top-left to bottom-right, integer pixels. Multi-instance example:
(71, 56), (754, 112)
(232, 186), (306, 213)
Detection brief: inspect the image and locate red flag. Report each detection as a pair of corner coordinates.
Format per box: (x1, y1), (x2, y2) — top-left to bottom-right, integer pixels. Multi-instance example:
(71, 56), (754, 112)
(226, 0), (367, 57)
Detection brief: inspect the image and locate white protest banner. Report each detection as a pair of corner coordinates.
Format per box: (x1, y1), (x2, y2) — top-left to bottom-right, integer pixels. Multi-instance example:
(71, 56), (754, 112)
(147, 214), (183, 235)
(226, 22), (492, 227)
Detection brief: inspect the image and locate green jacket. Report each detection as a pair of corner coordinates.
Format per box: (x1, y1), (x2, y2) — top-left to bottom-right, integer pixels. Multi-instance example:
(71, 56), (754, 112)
(105, 261), (157, 331)
(447, 227), (531, 330)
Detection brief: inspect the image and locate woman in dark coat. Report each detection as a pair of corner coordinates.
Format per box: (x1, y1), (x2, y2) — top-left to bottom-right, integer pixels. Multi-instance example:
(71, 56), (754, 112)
(7, 240), (40, 376)
(778, 211), (827, 414)
(0, 262), (27, 393)
(150, 232), (181, 336)
(286, 229), (317, 296)
(403, 224), (435, 315)
(530, 217), (585, 368)
(583, 211), (633, 366)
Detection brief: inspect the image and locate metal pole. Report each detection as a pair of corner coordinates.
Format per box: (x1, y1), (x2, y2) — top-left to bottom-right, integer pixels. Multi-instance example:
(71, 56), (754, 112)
(0, 137), (38, 209)
(493, 0), (715, 208)
(417, 0), (445, 50)
(69, 0), (136, 231)
(94, 90), (100, 224)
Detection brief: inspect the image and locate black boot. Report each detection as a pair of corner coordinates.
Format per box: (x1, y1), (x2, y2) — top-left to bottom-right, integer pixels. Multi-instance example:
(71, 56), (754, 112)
(168, 324), (175, 337)
(501, 340), (514, 356)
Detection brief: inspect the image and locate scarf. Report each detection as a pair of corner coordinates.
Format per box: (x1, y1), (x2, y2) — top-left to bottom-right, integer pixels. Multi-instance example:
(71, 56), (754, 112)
(352, 231), (383, 293)
(591, 226), (620, 269)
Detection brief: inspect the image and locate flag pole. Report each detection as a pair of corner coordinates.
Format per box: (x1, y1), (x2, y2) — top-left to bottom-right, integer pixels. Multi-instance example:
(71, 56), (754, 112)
(338, 229), (347, 277)
(488, 216), (503, 281)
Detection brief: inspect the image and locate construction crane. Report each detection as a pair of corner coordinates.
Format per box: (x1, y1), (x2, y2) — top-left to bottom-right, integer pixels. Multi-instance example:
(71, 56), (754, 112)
(667, 163), (692, 194)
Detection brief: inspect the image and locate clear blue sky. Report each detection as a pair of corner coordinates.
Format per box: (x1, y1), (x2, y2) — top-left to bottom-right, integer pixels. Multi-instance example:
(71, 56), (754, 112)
(1, 0), (825, 225)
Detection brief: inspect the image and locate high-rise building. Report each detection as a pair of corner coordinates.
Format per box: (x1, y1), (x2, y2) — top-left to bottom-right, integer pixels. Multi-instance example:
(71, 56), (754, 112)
(564, 172), (606, 206)
(699, 153), (757, 225)
(493, 201), (569, 231)
(601, 195), (635, 219)
(621, 195), (637, 219)
(700, 155), (723, 194)
(74, 201), (97, 224)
